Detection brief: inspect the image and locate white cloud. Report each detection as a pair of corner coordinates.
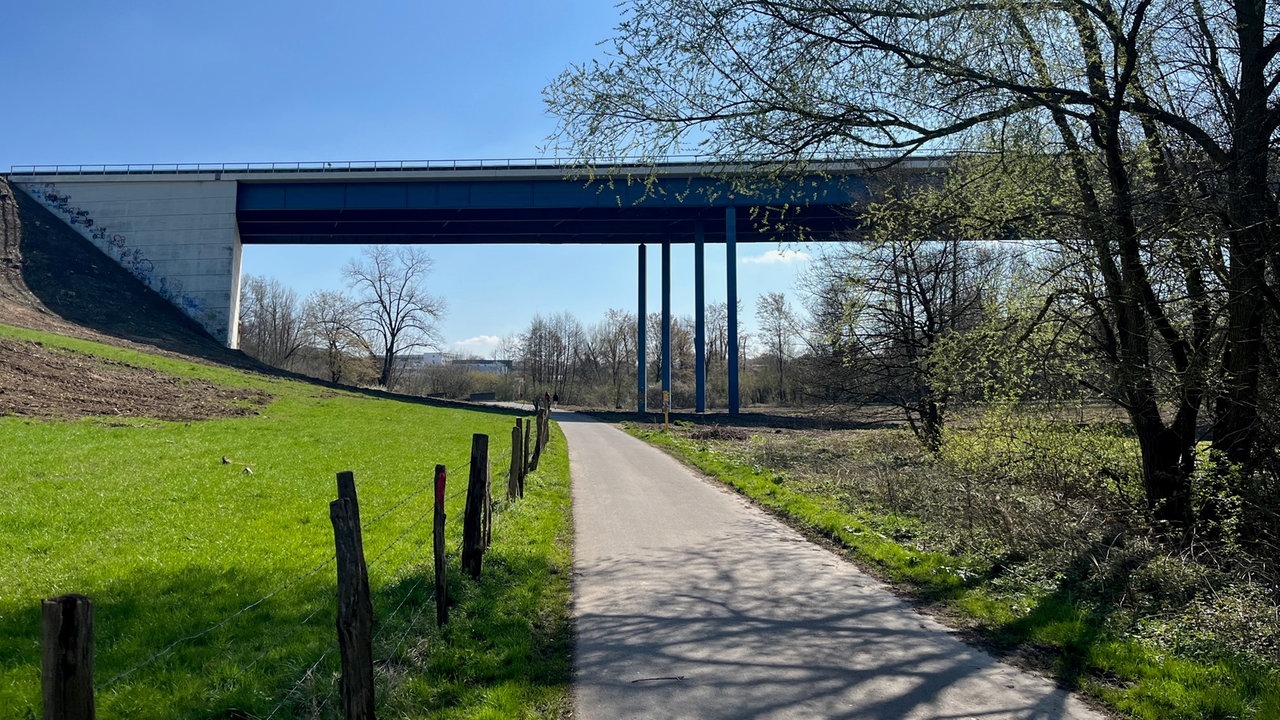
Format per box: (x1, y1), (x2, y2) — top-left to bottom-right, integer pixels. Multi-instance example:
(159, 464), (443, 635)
(451, 335), (502, 358)
(742, 249), (811, 265)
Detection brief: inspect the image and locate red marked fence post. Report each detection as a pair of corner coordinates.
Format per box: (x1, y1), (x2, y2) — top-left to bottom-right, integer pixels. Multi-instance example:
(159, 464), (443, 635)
(462, 434), (489, 579)
(330, 471), (374, 720)
(433, 464), (448, 627)
(42, 594), (93, 720)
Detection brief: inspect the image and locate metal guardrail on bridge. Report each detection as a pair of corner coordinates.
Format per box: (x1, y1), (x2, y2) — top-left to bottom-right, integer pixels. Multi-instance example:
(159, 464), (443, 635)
(8, 158), (594, 175)
(7, 151), (945, 177)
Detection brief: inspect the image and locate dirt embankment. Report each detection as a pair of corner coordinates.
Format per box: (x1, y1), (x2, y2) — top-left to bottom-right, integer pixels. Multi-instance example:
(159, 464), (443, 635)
(0, 176), (270, 420)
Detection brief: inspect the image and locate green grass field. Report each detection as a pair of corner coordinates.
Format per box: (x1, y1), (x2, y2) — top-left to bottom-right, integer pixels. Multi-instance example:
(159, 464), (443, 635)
(0, 324), (572, 719)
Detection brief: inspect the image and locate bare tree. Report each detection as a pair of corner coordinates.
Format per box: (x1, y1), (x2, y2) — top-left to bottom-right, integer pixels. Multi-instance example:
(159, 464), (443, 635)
(302, 290), (371, 384)
(343, 246), (445, 389)
(755, 292), (800, 404)
(238, 275), (306, 368)
(590, 308), (637, 408)
(519, 312), (586, 400)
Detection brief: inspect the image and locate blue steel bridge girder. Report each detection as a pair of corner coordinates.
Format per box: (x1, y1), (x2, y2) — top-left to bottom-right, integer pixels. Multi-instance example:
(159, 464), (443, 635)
(637, 243), (647, 414)
(662, 239), (672, 402)
(694, 221), (706, 413)
(727, 206), (740, 415)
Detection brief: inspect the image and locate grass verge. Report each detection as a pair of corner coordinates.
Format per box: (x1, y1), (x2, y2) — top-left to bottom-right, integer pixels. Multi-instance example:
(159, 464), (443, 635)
(627, 423), (1280, 720)
(0, 324), (571, 719)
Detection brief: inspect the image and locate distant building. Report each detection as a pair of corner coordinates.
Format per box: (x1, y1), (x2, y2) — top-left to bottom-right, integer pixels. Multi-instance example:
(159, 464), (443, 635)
(451, 359), (512, 375)
(395, 353), (447, 370)
(394, 354), (511, 375)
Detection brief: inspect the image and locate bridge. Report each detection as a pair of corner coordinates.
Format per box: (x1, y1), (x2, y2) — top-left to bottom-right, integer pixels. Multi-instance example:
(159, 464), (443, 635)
(7, 158), (940, 413)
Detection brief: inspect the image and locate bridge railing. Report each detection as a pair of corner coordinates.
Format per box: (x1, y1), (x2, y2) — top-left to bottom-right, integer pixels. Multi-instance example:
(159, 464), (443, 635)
(7, 151), (943, 177)
(6, 157), (707, 176)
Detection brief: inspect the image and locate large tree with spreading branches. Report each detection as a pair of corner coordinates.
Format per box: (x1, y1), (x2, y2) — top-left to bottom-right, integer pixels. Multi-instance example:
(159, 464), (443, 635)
(545, 0), (1280, 531)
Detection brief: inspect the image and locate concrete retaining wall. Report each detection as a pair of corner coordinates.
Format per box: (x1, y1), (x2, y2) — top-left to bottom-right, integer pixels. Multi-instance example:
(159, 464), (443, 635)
(13, 176), (242, 345)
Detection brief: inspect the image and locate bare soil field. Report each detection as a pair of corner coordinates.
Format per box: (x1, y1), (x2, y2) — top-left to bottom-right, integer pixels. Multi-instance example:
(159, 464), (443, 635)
(0, 177), (267, 420)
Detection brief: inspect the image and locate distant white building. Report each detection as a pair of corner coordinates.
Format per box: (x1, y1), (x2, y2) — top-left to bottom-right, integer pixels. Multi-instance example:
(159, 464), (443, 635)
(395, 353), (448, 370)
(394, 354), (511, 375)
(451, 359), (512, 375)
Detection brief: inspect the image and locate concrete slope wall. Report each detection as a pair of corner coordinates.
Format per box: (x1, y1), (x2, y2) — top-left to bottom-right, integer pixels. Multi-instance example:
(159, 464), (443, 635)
(12, 176), (241, 345)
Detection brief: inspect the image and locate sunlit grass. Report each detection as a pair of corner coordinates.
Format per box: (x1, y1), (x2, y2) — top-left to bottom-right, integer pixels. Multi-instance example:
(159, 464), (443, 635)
(0, 324), (571, 719)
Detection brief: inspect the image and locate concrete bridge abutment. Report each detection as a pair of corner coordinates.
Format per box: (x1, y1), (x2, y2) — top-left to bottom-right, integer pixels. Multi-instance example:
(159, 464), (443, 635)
(12, 174), (243, 346)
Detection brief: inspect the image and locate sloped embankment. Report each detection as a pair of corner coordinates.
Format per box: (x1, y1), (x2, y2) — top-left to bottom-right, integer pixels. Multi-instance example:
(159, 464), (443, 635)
(0, 176), (269, 419)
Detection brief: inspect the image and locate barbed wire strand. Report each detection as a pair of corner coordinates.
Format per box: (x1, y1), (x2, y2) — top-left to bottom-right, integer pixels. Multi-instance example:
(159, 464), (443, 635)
(387, 588), (437, 662)
(263, 639), (339, 720)
(225, 601), (331, 684)
(365, 479), (438, 528)
(98, 552), (337, 690)
(371, 575), (429, 645)
(366, 505), (434, 570)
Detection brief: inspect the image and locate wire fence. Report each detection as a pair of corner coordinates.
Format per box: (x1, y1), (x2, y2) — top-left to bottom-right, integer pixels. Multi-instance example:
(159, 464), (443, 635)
(40, 411), (550, 720)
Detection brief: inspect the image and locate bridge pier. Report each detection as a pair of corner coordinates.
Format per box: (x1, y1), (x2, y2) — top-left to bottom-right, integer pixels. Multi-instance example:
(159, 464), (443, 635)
(694, 222), (706, 413)
(661, 240), (672, 408)
(726, 206), (740, 415)
(636, 243), (647, 414)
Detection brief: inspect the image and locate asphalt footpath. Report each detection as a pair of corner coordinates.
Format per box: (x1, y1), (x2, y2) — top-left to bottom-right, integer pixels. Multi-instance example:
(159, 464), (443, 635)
(559, 410), (1111, 720)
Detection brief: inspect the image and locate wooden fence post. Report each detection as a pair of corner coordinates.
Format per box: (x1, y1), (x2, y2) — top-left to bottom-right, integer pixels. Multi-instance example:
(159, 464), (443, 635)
(42, 594), (93, 720)
(433, 464), (448, 627)
(530, 411), (545, 472)
(337, 470), (362, 531)
(482, 449), (493, 552)
(522, 416), (533, 480)
(508, 421), (522, 501)
(330, 475), (374, 720)
(462, 434), (488, 579)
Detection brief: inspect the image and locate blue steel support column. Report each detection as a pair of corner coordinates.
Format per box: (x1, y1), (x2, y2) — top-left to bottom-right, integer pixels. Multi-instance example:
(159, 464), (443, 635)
(726, 207), (740, 414)
(694, 221), (706, 413)
(637, 244), (647, 414)
(662, 240), (672, 403)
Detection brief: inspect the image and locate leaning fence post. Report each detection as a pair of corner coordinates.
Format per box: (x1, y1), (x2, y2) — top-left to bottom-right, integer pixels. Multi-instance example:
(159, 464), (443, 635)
(462, 434), (489, 579)
(508, 421), (522, 501)
(42, 594), (93, 720)
(522, 416), (534, 480)
(330, 473), (374, 720)
(433, 464), (448, 627)
(530, 411), (545, 472)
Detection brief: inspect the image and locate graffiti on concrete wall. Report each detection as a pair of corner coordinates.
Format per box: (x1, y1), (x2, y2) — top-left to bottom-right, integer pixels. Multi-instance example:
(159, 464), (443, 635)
(25, 182), (212, 324)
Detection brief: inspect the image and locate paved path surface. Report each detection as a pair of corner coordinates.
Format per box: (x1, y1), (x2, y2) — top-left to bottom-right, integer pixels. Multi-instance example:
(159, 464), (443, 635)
(561, 410), (1110, 720)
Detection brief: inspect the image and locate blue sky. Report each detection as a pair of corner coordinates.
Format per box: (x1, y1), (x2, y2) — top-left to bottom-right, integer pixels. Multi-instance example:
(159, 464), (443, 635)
(3, 1), (815, 357)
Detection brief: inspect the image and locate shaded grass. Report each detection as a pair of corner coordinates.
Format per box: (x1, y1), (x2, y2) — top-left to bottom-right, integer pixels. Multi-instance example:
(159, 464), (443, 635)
(628, 424), (1280, 720)
(0, 324), (571, 719)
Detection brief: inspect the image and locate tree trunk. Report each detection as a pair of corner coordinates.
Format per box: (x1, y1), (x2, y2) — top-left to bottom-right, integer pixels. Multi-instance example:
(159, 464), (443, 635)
(1213, 0), (1275, 473)
(379, 349), (394, 387)
(1133, 414), (1195, 531)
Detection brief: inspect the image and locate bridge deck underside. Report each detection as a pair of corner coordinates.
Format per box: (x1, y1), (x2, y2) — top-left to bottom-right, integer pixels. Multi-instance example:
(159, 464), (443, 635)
(235, 205), (862, 244)
(235, 175), (867, 245)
